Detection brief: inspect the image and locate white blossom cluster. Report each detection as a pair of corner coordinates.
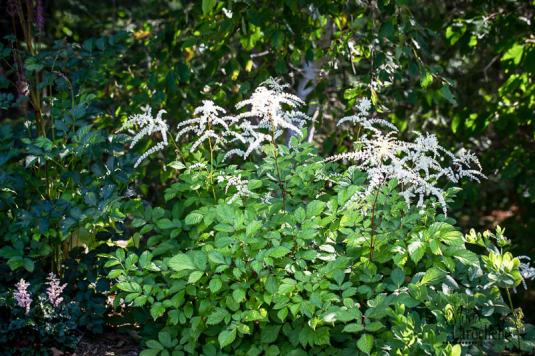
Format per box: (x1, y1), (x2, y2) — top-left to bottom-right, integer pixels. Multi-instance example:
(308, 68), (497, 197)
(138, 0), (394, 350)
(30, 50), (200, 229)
(217, 174), (252, 204)
(518, 255), (535, 290)
(326, 109), (485, 214)
(176, 100), (233, 153)
(225, 78), (310, 159)
(337, 98), (398, 133)
(121, 107), (168, 168)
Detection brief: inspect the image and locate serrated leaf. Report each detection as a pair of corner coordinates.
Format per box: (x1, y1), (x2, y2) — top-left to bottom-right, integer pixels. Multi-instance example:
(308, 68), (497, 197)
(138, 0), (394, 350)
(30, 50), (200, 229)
(408, 240), (425, 264)
(232, 288), (246, 303)
(188, 271), (204, 284)
(116, 281), (141, 293)
(168, 253), (196, 272)
(357, 333), (374, 354)
(306, 200), (325, 217)
(342, 323), (364, 333)
(269, 246), (291, 258)
(185, 212), (203, 225)
(209, 277), (223, 293)
(419, 267), (446, 286)
(207, 308), (230, 325)
(218, 328), (236, 349)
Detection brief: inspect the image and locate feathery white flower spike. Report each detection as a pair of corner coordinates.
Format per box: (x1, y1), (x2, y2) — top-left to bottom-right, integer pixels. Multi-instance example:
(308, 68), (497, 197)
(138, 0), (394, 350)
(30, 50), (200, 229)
(226, 78), (310, 159)
(327, 105), (485, 215)
(121, 107), (168, 168)
(217, 174), (251, 204)
(177, 100), (233, 153)
(337, 97), (398, 133)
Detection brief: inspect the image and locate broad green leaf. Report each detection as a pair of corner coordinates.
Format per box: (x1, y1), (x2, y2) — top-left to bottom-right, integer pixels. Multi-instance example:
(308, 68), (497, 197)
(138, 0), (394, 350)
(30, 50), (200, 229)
(408, 240), (425, 264)
(419, 267), (446, 286)
(209, 278), (223, 293)
(269, 246), (291, 258)
(202, 0), (217, 15)
(185, 212), (203, 225)
(188, 271), (204, 284)
(357, 333), (374, 354)
(306, 200), (326, 217)
(218, 328), (236, 349)
(168, 253), (196, 271)
(233, 288), (246, 303)
(207, 308), (230, 325)
(116, 281), (141, 293)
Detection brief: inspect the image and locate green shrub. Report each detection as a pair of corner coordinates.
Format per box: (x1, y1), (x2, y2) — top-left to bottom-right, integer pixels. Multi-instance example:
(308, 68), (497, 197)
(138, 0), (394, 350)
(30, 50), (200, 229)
(105, 82), (535, 354)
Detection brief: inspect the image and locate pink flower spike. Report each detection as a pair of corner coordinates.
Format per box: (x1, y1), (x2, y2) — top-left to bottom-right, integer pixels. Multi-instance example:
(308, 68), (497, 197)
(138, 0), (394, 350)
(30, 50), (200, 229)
(14, 279), (32, 314)
(46, 273), (67, 308)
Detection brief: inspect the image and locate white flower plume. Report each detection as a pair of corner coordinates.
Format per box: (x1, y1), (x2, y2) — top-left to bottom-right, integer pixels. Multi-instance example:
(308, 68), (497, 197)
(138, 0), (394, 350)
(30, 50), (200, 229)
(217, 174), (252, 204)
(327, 109), (485, 214)
(225, 78), (310, 159)
(177, 100), (234, 153)
(121, 106), (168, 168)
(337, 97), (398, 133)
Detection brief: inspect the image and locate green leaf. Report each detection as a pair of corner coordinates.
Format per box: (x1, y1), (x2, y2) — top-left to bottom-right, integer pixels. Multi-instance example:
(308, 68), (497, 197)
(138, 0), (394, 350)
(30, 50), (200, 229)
(439, 85), (457, 105)
(306, 200), (326, 217)
(185, 212), (203, 225)
(218, 327), (236, 349)
(408, 240), (425, 264)
(208, 251), (226, 265)
(23, 258), (34, 272)
(116, 281), (142, 293)
(261, 325), (281, 343)
(357, 333), (374, 354)
(209, 278), (223, 293)
(158, 331), (175, 348)
(207, 308), (230, 325)
(202, 0), (217, 15)
(391, 268), (405, 287)
(342, 323), (364, 333)
(145, 340), (163, 350)
(502, 43), (524, 65)
(232, 288), (246, 303)
(188, 271), (204, 284)
(156, 218), (179, 230)
(269, 246), (291, 259)
(150, 302), (166, 320)
(168, 253), (196, 272)
(418, 267), (446, 286)
(452, 249), (479, 267)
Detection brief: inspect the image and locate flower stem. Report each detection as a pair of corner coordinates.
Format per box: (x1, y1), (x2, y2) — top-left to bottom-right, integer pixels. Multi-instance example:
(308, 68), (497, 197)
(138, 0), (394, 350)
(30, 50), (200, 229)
(270, 135), (286, 210)
(369, 188), (381, 261)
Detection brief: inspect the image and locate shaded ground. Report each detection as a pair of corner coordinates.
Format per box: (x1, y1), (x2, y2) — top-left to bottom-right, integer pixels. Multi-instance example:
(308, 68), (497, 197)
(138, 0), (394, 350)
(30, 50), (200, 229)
(60, 331), (140, 356)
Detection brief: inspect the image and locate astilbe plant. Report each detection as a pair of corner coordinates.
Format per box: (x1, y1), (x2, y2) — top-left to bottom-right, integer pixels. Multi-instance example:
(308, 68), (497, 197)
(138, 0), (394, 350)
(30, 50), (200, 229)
(120, 106), (169, 168)
(327, 114), (485, 215)
(46, 273), (67, 308)
(107, 80), (535, 355)
(14, 278), (32, 314)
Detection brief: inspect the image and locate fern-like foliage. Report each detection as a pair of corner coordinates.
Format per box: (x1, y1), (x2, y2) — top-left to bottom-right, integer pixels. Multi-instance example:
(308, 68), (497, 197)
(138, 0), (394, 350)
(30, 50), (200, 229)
(120, 107), (168, 168)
